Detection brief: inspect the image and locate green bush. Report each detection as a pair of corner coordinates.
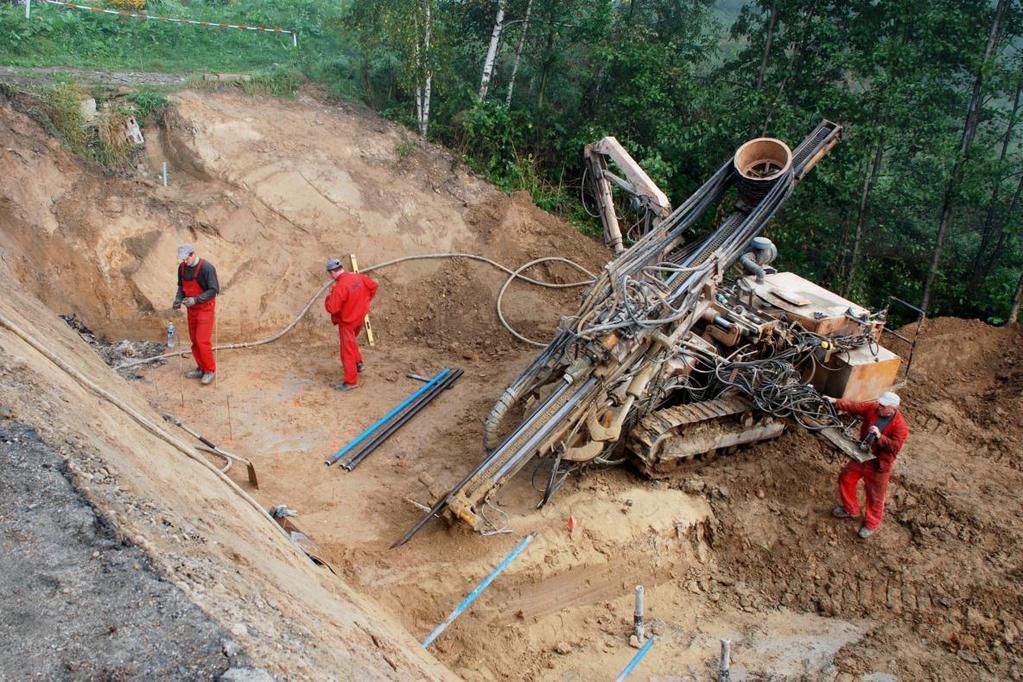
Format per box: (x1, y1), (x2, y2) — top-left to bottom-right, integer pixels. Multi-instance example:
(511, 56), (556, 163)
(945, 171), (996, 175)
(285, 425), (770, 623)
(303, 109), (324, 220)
(128, 89), (171, 124)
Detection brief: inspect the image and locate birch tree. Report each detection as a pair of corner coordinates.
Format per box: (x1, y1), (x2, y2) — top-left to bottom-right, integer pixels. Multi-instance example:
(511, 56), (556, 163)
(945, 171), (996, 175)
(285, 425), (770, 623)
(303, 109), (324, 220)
(413, 0), (434, 139)
(478, 0), (507, 101)
(1009, 269), (1023, 324)
(505, 0), (533, 107)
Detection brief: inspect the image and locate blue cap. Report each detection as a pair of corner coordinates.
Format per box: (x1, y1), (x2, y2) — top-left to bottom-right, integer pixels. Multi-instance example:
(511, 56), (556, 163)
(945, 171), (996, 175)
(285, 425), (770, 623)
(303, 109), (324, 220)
(177, 244), (194, 261)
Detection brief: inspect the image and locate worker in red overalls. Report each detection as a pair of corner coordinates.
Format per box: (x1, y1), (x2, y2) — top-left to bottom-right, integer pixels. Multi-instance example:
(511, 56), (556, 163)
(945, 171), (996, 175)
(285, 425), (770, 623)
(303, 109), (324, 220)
(173, 244), (219, 385)
(826, 391), (909, 539)
(324, 257), (378, 392)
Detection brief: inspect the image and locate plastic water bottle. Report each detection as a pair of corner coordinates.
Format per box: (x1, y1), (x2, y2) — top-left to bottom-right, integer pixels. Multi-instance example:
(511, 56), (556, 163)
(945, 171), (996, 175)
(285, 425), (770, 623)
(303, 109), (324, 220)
(167, 322), (176, 350)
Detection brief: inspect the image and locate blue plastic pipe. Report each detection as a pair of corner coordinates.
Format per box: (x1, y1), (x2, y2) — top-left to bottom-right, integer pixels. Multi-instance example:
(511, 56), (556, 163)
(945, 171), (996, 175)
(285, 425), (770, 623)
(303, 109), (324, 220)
(325, 369), (450, 466)
(614, 636), (657, 682)
(421, 531), (537, 648)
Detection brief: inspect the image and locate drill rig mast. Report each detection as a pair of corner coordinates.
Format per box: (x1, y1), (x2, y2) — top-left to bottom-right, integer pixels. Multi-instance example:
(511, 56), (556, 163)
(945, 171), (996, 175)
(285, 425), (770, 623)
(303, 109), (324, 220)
(396, 121), (899, 546)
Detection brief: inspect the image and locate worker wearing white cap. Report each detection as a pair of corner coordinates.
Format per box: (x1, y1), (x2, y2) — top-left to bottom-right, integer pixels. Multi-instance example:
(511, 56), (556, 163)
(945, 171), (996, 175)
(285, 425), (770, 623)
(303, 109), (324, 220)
(173, 244), (220, 385)
(825, 391), (909, 539)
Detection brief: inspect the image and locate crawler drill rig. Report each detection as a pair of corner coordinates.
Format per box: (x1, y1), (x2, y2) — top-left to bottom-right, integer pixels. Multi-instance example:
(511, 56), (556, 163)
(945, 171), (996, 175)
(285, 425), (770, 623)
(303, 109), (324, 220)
(396, 121), (902, 545)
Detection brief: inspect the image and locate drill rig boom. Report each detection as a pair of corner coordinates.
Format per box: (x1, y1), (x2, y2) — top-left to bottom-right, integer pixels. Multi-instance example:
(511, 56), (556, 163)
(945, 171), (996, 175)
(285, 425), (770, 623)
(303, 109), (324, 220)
(395, 121), (844, 545)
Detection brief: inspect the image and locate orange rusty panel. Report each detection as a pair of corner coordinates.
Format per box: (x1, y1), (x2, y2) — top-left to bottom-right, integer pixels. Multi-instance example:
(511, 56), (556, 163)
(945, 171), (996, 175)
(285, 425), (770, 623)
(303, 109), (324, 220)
(823, 344), (901, 401)
(752, 272), (869, 336)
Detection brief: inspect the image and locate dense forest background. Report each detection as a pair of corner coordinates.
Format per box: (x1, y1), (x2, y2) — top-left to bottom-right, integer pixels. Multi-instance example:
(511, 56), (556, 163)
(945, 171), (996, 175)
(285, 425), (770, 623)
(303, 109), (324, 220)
(2, 0), (1022, 323)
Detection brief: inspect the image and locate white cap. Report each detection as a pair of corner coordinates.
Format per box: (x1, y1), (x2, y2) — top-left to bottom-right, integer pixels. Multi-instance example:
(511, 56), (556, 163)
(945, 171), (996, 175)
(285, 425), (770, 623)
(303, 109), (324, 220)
(878, 391), (900, 407)
(177, 243), (194, 261)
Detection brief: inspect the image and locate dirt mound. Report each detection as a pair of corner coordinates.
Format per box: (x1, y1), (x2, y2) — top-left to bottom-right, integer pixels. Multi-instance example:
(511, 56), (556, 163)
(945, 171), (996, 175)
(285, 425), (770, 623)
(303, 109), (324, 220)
(690, 317), (1023, 680)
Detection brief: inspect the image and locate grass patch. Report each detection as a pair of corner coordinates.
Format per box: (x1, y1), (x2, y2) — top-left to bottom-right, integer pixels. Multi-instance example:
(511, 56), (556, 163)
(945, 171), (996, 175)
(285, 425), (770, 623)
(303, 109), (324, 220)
(27, 81), (153, 169)
(39, 82), (91, 158)
(244, 65), (304, 97)
(396, 139), (416, 160)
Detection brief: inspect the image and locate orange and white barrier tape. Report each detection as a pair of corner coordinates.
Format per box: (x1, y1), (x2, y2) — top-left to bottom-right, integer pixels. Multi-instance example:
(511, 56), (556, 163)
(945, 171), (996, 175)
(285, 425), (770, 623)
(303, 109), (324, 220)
(40, 0), (299, 46)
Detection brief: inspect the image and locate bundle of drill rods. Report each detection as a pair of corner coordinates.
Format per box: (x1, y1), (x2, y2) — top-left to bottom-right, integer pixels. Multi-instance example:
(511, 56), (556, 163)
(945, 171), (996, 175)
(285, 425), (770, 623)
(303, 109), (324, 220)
(328, 368), (463, 471)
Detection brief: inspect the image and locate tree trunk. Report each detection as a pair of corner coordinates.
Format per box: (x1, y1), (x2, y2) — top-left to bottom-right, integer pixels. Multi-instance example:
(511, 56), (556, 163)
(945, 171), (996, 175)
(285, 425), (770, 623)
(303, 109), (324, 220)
(762, 0), (818, 135)
(505, 0), (533, 107)
(970, 76), (1022, 278)
(844, 136), (884, 296)
(991, 171), (1023, 256)
(755, 1), (777, 93)
(1009, 269), (1023, 325)
(920, 0), (1009, 313)
(479, 0), (507, 101)
(415, 0), (433, 139)
(537, 24), (556, 109)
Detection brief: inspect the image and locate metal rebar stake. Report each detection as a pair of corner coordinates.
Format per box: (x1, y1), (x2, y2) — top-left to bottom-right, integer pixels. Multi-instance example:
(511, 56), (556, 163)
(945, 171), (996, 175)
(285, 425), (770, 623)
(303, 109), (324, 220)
(719, 639), (731, 682)
(634, 585), (645, 643)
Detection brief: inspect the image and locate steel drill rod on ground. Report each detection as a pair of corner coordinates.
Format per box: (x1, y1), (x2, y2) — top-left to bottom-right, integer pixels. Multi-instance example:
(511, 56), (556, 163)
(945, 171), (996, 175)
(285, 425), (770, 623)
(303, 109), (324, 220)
(421, 531), (536, 648)
(326, 369), (450, 466)
(341, 369), (463, 471)
(614, 635), (657, 681)
(338, 369), (461, 469)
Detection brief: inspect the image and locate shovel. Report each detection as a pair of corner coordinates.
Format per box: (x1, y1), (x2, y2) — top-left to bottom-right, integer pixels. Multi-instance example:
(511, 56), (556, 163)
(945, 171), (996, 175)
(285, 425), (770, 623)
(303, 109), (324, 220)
(162, 414), (259, 488)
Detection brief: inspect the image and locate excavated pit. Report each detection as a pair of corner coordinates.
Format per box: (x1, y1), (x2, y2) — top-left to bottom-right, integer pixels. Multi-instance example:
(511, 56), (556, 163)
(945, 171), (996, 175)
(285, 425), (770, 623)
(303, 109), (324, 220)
(2, 86), (1022, 681)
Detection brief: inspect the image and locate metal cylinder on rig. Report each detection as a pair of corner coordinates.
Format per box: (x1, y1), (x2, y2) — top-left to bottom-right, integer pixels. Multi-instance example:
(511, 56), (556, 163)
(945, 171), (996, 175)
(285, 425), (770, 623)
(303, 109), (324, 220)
(733, 137), (793, 203)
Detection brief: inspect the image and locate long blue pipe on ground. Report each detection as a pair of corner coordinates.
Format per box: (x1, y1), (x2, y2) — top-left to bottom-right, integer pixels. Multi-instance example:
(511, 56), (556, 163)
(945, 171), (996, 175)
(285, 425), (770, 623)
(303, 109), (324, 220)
(325, 368), (450, 466)
(421, 531), (537, 649)
(614, 636), (657, 681)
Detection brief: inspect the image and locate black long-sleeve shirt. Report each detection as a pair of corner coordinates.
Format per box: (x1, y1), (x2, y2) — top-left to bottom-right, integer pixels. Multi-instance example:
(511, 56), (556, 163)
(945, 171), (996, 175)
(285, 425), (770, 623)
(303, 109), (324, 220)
(175, 259), (220, 303)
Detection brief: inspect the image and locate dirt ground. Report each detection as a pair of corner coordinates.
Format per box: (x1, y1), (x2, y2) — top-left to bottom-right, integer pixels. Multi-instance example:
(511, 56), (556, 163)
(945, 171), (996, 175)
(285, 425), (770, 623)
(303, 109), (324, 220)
(126, 315), (1023, 681)
(2, 83), (1022, 681)
(0, 420), (256, 680)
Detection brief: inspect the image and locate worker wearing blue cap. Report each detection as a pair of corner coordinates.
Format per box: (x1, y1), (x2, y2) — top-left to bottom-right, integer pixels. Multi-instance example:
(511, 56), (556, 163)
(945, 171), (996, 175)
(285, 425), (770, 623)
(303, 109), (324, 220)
(324, 257), (378, 391)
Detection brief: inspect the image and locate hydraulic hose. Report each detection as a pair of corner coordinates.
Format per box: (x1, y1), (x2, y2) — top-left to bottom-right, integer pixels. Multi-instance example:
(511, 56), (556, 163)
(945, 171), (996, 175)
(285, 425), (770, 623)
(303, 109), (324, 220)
(117, 252), (596, 370)
(0, 310), (301, 555)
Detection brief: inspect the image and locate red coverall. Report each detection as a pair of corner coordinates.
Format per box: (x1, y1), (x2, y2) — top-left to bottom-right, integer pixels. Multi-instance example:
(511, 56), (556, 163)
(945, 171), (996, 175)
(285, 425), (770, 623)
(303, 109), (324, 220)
(324, 271), (378, 385)
(181, 259), (216, 374)
(835, 399), (909, 530)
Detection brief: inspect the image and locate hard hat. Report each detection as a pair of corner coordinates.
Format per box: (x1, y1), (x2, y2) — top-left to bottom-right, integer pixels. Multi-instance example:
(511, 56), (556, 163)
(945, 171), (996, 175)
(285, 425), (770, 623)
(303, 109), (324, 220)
(878, 391), (901, 407)
(325, 258), (343, 272)
(177, 243), (194, 261)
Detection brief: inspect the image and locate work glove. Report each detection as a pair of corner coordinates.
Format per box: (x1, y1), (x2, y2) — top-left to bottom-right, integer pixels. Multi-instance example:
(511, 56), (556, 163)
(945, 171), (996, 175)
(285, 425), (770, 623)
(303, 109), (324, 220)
(182, 297), (197, 307)
(172, 299), (182, 310)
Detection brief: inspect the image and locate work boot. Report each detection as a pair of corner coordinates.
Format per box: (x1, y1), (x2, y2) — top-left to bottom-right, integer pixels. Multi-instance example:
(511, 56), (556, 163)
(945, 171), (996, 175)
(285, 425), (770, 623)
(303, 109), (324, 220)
(858, 526), (874, 539)
(185, 368), (203, 379)
(200, 372), (216, 385)
(832, 505), (855, 519)
(356, 362), (364, 373)
(334, 382), (358, 392)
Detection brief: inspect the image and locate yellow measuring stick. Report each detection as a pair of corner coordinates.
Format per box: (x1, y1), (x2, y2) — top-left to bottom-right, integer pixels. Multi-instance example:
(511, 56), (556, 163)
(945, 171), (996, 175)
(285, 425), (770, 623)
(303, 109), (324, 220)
(349, 253), (376, 347)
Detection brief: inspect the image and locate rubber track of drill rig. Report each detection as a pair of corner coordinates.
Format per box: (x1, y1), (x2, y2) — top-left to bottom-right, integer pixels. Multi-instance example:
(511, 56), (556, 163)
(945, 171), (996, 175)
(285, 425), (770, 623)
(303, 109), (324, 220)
(393, 121), (842, 547)
(627, 396), (785, 477)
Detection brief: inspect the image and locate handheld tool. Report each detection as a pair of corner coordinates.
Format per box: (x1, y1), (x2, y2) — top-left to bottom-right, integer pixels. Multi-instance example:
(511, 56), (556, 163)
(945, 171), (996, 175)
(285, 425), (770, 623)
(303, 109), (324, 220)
(162, 413), (259, 488)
